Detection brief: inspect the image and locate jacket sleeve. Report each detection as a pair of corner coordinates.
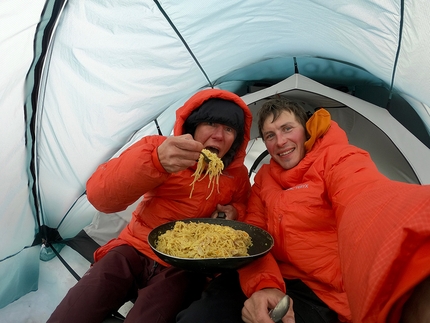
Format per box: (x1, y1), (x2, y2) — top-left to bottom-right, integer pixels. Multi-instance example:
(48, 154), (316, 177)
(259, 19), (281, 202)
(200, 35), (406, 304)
(232, 166), (252, 221)
(323, 144), (430, 322)
(322, 144), (387, 220)
(239, 253), (286, 297)
(86, 135), (169, 213)
(239, 170), (286, 297)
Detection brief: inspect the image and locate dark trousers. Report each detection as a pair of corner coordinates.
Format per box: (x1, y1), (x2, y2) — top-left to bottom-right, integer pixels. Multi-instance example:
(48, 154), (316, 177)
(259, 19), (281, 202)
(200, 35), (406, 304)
(47, 245), (206, 323)
(176, 271), (338, 323)
(177, 271), (247, 323)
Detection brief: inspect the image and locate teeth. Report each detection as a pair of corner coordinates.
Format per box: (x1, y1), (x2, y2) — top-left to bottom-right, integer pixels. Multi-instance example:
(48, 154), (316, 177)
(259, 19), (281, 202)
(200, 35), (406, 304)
(279, 148), (293, 156)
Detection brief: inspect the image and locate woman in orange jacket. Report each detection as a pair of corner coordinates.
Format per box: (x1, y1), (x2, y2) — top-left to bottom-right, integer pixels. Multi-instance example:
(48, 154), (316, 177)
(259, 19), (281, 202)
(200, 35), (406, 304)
(178, 97), (430, 323)
(47, 88), (253, 323)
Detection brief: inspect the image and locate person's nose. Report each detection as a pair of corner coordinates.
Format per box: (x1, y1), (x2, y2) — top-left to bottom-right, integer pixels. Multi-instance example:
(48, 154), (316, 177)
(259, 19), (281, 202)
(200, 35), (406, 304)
(276, 133), (288, 147)
(211, 125), (224, 140)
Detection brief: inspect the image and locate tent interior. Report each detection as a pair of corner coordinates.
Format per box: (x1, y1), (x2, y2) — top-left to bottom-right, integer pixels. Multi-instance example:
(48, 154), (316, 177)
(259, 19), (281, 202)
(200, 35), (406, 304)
(68, 72), (430, 267)
(1, 0), (430, 321)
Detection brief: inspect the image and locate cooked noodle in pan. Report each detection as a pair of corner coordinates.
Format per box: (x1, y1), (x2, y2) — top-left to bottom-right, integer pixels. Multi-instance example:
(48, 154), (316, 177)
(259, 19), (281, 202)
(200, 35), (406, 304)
(155, 221), (253, 258)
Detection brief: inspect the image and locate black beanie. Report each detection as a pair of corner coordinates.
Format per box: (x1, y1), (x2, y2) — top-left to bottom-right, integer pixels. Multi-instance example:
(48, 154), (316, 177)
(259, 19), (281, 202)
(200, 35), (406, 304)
(183, 98), (245, 167)
(183, 99), (245, 135)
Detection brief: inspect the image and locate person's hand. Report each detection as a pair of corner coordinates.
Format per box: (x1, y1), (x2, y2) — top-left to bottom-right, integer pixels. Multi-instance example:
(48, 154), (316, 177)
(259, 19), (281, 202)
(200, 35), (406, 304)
(242, 289), (295, 323)
(210, 204), (238, 220)
(157, 134), (204, 173)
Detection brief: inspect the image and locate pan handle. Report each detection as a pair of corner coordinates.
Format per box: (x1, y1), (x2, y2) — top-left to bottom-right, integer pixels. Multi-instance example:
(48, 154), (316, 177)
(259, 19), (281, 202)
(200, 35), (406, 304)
(217, 212), (226, 219)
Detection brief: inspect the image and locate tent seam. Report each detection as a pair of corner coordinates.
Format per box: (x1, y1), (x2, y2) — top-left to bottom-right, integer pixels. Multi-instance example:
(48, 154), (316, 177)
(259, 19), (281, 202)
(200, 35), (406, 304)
(387, 0), (404, 104)
(152, 0), (214, 88)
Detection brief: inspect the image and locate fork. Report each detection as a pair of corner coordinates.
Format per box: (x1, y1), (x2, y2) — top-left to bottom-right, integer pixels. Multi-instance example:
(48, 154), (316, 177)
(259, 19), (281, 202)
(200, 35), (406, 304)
(200, 151), (211, 163)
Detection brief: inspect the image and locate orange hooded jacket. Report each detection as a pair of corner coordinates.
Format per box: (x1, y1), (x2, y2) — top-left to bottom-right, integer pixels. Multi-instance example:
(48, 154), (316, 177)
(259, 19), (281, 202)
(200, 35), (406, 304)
(87, 89), (252, 266)
(240, 109), (430, 322)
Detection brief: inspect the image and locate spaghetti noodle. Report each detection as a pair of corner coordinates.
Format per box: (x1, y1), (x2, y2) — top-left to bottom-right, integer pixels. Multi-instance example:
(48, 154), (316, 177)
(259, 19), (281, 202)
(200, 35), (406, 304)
(155, 221), (253, 258)
(189, 149), (224, 199)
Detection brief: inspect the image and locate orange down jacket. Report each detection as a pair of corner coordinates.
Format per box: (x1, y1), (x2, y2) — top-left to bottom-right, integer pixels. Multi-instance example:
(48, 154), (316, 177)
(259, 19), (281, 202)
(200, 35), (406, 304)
(88, 89), (252, 266)
(239, 110), (430, 322)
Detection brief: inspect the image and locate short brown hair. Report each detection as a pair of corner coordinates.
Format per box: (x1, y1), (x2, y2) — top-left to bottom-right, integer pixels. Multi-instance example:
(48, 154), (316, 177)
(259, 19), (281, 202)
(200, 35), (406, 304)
(257, 98), (309, 139)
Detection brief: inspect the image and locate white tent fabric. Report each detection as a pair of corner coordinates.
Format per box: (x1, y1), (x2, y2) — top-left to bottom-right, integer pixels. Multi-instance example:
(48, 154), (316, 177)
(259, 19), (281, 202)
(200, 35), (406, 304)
(1, 0), (430, 312)
(0, 0), (48, 309)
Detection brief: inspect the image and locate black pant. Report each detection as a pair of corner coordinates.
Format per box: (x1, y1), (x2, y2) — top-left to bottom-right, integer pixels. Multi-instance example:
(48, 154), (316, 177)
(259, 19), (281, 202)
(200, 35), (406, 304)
(286, 279), (338, 323)
(176, 271), (337, 323)
(47, 245), (206, 323)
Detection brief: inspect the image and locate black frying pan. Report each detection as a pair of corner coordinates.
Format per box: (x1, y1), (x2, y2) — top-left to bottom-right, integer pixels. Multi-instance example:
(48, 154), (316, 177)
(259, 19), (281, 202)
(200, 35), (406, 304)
(148, 218), (274, 273)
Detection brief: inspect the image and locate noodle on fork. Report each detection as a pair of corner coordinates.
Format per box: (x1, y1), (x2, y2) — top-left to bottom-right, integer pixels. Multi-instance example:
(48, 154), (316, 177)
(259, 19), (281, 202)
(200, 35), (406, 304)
(189, 149), (224, 199)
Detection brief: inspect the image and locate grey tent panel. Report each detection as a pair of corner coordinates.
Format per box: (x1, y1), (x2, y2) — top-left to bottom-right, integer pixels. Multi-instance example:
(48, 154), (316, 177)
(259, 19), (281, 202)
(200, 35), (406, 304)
(243, 74), (430, 184)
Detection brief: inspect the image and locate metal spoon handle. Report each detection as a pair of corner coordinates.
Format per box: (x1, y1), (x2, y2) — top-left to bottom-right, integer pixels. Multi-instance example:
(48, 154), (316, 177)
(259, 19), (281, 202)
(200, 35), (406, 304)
(269, 295), (290, 322)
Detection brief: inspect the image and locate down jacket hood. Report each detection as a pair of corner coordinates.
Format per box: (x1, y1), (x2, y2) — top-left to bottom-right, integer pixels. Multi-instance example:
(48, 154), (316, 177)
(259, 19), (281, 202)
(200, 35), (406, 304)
(173, 89), (252, 169)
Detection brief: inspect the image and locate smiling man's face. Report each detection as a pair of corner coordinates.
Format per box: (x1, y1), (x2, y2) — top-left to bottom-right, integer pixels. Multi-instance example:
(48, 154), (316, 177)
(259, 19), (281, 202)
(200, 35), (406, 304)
(193, 122), (237, 158)
(262, 110), (307, 170)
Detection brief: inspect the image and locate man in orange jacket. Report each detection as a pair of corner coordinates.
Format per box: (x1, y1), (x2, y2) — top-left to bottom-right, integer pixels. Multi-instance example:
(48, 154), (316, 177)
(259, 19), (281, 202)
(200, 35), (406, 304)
(47, 88), (253, 323)
(242, 98), (430, 323)
(178, 97), (430, 323)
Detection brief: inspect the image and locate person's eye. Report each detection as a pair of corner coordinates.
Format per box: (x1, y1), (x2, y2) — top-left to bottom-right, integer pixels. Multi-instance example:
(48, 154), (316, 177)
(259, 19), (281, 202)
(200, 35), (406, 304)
(225, 126), (234, 133)
(264, 133), (274, 141)
(283, 126), (292, 133)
